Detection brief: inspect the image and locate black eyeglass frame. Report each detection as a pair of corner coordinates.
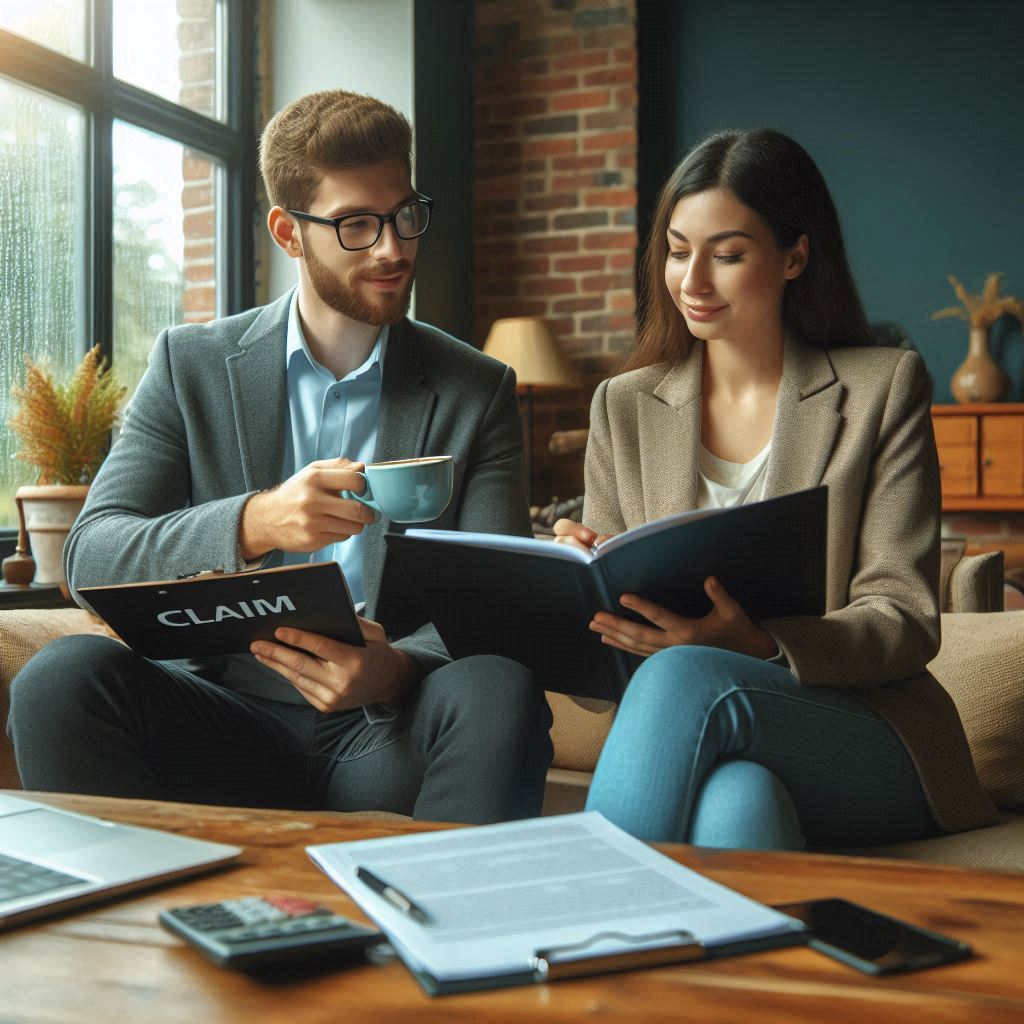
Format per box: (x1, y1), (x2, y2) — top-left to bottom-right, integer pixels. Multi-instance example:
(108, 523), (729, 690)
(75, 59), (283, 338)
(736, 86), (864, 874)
(286, 195), (434, 251)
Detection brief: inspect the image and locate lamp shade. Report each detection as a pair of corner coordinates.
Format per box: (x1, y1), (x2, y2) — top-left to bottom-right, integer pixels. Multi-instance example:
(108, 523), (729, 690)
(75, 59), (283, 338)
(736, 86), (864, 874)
(482, 317), (579, 388)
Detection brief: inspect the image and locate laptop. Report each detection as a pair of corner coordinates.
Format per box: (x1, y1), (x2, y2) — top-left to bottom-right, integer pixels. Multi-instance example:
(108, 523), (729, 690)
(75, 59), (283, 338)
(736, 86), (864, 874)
(0, 793), (242, 930)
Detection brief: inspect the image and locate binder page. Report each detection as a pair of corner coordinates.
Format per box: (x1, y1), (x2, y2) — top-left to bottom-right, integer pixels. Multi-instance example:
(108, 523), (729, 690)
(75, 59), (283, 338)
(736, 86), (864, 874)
(307, 811), (803, 984)
(401, 528), (594, 563)
(592, 492), (811, 558)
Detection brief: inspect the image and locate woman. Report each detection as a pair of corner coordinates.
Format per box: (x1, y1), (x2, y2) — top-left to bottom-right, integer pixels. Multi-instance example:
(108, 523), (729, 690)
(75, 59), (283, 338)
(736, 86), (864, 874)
(555, 129), (995, 849)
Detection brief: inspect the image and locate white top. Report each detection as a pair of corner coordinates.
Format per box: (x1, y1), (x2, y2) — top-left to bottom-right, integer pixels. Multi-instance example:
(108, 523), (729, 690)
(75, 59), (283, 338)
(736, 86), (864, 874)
(696, 442), (771, 509)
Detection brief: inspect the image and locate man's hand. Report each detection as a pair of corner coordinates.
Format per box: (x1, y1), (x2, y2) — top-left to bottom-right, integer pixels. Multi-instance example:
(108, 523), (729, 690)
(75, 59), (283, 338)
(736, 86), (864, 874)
(250, 617), (422, 713)
(239, 457), (377, 560)
(590, 577), (779, 661)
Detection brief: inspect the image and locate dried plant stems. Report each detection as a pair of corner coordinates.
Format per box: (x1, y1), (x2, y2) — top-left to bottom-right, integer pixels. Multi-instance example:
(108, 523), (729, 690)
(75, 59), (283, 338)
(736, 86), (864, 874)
(932, 273), (1024, 331)
(8, 346), (127, 486)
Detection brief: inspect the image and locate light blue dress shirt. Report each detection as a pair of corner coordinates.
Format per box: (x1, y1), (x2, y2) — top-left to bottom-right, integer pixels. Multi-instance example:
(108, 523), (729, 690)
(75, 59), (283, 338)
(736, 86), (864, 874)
(209, 290), (388, 703)
(277, 290), (388, 609)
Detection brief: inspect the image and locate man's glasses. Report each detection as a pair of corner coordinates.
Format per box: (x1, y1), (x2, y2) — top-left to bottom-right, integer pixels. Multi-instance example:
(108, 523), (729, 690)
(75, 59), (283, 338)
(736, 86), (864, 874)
(286, 196), (433, 251)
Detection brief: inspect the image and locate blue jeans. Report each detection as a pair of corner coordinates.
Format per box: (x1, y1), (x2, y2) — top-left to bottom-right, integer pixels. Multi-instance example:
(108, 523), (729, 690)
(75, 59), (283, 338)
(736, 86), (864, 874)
(585, 646), (941, 849)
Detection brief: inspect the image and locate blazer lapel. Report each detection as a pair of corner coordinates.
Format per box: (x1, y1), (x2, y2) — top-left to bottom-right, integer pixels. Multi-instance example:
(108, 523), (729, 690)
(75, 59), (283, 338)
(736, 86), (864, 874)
(764, 334), (843, 499)
(638, 344), (702, 519)
(225, 292), (291, 494)
(363, 319), (438, 614)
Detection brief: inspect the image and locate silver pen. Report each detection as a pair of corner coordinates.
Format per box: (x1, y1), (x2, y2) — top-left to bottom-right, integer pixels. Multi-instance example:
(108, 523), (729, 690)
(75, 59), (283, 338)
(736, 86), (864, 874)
(356, 866), (430, 924)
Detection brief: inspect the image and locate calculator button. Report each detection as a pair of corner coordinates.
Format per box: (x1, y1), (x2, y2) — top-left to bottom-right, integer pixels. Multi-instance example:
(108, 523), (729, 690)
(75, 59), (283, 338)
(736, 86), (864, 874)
(281, 917), (334, 934)
(265, 896), (328, 917)
(169, 907), (244, 931)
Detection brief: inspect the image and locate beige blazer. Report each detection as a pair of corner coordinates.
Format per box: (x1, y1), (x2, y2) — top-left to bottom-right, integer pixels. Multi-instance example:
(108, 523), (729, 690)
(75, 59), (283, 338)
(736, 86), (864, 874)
(583, 335), (996, 834)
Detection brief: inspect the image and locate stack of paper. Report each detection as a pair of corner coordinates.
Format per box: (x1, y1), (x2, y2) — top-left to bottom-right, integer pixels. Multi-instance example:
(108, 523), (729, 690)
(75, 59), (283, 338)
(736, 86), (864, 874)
(307, 812), (806, 995)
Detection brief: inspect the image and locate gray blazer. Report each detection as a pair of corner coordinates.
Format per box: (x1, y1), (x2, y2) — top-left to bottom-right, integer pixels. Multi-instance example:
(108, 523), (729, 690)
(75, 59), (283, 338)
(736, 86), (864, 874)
(65, 291), (532, 677)
(584, 334), (996, 833)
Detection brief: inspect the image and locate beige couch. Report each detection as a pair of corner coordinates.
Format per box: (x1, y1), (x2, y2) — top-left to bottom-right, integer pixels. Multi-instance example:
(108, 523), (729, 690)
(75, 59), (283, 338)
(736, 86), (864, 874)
(2, 546), (1022, 870)
(542, 545), (1024, 871)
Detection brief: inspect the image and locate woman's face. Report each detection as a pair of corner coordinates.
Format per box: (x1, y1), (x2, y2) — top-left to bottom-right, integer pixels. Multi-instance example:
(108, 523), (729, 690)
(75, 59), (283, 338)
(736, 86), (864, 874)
(664, 188), (807, 345)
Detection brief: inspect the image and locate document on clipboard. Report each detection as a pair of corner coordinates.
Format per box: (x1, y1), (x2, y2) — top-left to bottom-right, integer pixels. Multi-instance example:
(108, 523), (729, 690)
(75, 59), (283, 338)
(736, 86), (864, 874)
(306, 811), (806, 995)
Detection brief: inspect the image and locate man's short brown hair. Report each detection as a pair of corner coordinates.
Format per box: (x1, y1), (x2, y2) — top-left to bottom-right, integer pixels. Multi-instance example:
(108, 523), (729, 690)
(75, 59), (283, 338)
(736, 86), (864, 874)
(259, 90), (412, 211)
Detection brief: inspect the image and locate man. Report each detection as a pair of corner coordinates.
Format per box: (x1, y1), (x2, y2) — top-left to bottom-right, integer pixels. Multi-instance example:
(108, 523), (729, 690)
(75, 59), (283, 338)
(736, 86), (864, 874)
(8, 90), (552, 823)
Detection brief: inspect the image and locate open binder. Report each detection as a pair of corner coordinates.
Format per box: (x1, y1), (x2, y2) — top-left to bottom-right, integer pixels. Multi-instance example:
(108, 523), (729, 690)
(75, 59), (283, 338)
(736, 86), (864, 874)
(307, 812), (806, 995)
(385, 487), (827, 702)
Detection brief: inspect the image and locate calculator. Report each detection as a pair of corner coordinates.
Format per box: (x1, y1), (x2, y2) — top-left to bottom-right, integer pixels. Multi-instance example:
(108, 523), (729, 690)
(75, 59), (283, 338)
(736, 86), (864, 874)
(159, 895), (384, 970)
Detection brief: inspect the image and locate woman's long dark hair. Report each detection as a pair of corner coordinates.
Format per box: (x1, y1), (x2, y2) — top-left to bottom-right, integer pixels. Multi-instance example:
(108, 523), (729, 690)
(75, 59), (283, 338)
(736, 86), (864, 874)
(624, 129), (873, 372)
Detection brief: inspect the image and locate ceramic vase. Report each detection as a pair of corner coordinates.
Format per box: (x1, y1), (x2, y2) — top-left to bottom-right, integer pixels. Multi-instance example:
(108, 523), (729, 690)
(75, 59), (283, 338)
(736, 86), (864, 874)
(950, 326), (1009, 404)
(14, 484), (89, 587)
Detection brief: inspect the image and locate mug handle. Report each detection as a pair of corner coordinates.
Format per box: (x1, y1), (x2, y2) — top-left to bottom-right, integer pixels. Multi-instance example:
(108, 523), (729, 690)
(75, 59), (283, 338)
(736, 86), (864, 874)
(340, 471), (377, 510)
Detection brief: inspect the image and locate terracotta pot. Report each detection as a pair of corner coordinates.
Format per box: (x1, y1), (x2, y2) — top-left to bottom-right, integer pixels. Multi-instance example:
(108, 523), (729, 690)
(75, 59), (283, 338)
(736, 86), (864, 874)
(15, 484), (89, 587)
(950, 326), (1009, 403)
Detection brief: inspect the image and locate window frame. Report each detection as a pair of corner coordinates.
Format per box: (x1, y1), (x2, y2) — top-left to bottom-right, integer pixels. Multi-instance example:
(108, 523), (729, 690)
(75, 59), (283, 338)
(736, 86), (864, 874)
(0, 0), (255, 551)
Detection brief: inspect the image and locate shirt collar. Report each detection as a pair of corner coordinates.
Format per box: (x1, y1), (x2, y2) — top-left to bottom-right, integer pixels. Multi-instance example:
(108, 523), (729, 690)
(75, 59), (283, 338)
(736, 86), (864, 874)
(286, 288), (389, 384)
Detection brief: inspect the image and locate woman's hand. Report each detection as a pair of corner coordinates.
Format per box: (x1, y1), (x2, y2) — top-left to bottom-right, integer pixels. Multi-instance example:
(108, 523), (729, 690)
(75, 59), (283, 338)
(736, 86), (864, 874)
(552, 518), (614, 554)
(590, 576), (779, 660)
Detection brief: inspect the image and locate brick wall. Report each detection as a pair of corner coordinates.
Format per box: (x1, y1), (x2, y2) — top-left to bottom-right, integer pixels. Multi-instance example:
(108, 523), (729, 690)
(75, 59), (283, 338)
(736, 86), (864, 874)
(177, 0), (218, 324)
(473, 0), (638, 506)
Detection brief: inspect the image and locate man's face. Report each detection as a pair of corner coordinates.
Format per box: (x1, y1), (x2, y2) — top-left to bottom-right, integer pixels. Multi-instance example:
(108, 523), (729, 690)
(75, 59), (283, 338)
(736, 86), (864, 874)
(297, 159), (419, 326)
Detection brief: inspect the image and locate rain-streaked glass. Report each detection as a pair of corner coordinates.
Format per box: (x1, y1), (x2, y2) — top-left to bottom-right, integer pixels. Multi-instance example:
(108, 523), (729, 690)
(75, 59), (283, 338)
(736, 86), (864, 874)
(0, 1), (89, 63)
(0, 79), (86, 527)
(113, 121), (220, 404)
(112, 0), (222, 120)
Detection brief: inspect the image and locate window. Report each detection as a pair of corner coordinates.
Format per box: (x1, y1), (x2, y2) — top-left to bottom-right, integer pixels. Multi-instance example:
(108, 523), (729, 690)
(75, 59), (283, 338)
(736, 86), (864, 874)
(0, 0), (254, 536)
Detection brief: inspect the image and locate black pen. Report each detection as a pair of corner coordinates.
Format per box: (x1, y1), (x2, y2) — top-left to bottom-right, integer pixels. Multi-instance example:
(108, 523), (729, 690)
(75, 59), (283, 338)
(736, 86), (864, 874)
(356, 866), (430, 924)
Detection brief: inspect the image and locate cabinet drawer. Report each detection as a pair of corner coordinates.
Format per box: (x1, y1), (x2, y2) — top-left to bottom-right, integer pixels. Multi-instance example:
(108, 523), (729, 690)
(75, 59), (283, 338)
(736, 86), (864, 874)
(981, 442), (1024, 496)
(982, 415), (1024, 445)
(933, 416), (978, 446)
(938, 445), (978, 496)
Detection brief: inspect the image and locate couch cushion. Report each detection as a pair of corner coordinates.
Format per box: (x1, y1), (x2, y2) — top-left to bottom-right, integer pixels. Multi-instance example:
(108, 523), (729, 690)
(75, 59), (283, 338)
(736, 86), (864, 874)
(546, 692), (615, 773)
(0, 608), (117, 789)
(831, 814), (1024, 873)
(927, 611), (1024, 812)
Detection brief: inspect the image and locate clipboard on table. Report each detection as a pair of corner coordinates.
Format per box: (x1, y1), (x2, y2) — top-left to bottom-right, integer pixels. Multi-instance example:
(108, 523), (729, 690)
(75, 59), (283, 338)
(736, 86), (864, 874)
(307, 812), (807, 996)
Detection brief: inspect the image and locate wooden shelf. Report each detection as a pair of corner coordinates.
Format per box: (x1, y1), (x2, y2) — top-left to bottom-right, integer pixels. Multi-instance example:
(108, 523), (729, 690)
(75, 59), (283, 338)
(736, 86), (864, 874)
(940, 497), (1024, 512)
(934, 404), (1024, 513)
(0, 582), (74, 610)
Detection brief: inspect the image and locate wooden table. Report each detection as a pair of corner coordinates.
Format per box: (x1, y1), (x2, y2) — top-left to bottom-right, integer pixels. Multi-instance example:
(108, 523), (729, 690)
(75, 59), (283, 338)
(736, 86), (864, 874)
(3, 792), (1024, 1023)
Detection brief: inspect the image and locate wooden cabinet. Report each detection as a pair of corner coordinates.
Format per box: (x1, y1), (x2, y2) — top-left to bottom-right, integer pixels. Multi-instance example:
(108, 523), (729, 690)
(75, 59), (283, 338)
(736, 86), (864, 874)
(933, 404), (1024, 510)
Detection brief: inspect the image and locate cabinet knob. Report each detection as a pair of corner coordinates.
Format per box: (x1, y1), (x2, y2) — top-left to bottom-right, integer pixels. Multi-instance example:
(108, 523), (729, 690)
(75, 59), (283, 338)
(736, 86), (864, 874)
(984, 458), (994, 467)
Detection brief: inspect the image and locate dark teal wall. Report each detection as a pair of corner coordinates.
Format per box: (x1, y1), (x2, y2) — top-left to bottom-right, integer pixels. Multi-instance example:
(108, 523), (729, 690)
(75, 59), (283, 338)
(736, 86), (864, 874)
(662, 0), (1024, 401)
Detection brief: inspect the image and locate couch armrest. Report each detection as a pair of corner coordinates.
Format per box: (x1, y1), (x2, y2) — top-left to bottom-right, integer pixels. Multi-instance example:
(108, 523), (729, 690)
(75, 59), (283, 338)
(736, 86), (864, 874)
(929, 610), (1024, 812)
(0, 608), (117, 789)
(947, 550), (1004, 612)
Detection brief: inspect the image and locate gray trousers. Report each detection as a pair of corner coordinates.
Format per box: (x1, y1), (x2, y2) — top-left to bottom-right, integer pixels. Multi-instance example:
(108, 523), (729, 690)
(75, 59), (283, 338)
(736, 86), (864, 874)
(8, 636), (553, 824)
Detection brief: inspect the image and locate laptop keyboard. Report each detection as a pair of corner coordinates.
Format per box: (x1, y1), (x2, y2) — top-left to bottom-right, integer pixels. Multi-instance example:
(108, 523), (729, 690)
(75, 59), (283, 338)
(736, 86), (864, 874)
(0, 852), (87, 901)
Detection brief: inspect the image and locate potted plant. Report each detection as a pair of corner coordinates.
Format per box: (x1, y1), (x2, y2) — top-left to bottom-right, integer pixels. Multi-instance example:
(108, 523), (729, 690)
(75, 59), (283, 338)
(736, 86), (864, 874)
(932, 273), (1024, 403)
(4, 346), (126, 588)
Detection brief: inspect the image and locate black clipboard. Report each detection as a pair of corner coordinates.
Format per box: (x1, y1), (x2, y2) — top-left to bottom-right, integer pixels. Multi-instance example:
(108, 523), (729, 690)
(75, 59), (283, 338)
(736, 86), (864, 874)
(78, 561), (364, 660)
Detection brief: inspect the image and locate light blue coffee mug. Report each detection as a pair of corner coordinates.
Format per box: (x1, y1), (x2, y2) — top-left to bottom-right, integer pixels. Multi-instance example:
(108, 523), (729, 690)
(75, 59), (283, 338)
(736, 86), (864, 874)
(342, 455), (454, 524)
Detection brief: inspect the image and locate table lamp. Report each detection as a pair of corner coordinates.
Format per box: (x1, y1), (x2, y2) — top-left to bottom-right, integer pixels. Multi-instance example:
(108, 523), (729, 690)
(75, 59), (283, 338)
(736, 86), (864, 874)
(482, 317), (579, 499)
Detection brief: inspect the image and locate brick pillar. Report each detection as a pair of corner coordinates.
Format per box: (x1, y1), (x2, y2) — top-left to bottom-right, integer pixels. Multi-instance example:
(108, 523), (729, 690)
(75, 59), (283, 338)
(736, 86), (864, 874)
(177, 0), (218, 324)
(473, 0), (638, 507)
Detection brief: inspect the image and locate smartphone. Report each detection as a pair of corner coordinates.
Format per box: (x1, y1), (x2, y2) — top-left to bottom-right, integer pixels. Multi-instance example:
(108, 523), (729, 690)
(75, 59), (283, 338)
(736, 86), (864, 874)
(774, 897), (972, 975)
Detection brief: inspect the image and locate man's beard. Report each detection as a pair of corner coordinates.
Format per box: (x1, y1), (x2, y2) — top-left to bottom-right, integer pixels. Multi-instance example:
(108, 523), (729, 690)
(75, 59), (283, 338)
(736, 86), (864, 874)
(304, 244), (414, 326)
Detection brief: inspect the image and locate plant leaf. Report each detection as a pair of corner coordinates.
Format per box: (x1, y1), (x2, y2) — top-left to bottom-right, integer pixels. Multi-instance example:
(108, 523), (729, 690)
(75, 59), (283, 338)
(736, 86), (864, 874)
(982, 272), (1003, 303)
(931, 306), (967, 322)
